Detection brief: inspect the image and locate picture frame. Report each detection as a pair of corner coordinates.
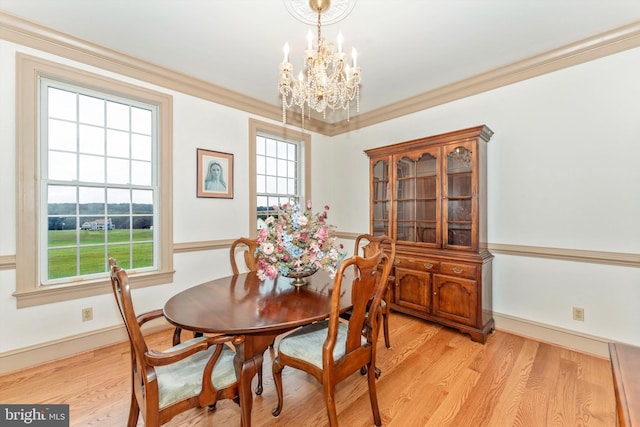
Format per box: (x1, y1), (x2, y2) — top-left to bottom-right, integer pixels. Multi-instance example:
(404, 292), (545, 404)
(196, 148), (234, 199)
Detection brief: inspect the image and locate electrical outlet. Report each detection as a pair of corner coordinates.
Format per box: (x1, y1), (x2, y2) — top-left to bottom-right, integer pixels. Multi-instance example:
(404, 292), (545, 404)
(82, 307), (93, 322)
(572, 307), (584, 321)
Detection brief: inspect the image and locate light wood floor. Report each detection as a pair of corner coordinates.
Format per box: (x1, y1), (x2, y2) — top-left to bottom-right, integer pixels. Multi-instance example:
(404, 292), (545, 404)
(0, 312), (616, 426)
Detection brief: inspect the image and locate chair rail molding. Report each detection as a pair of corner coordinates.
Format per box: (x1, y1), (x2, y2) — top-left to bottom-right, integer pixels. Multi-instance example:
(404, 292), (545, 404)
(0, 255), (16, 271)
(2, 241), (638, 269)
(487, 243), (640, 268)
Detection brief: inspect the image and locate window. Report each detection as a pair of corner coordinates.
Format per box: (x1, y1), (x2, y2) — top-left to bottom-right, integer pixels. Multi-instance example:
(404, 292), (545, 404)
(255, 135), (299, 220)
(16, 54), (174, 307)
(249, 119), (310, 235)
(42, 79), (157, 283)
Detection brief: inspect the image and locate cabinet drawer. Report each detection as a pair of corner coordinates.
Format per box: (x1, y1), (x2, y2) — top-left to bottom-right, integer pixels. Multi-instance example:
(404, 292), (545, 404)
(394, 257), (439, 272)
(440, 261), (476, 279)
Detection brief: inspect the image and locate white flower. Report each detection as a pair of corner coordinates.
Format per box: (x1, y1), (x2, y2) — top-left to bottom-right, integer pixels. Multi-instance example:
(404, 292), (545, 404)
(262, 242), (275, 255)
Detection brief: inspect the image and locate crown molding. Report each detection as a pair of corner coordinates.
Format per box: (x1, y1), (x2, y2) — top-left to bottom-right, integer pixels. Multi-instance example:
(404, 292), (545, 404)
(1, 11), (639, 136)
(0, 11), (285, 123)
(324, 20), (640, 136)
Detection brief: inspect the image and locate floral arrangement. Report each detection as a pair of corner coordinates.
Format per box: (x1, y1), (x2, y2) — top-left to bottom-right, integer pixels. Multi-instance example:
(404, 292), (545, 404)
(255, 200), (345, 281)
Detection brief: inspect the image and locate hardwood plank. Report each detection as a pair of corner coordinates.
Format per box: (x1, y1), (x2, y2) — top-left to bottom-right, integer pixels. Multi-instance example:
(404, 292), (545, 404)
(0, 313), (616, 426)
(485, 338), (539, 426)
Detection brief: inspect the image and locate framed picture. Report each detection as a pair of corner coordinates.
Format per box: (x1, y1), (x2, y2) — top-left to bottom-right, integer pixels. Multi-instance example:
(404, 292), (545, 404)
(197, 148), (234, 198)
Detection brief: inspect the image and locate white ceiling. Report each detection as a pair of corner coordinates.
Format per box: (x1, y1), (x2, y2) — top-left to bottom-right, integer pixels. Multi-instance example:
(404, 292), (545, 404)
(2, 0), (640, 122)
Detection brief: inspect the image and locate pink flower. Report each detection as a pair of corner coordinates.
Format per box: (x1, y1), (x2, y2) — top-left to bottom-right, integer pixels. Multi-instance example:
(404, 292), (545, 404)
(257, 227), (269, 243)
(314, 227), (328, 241)
(257, 260), (279, 280)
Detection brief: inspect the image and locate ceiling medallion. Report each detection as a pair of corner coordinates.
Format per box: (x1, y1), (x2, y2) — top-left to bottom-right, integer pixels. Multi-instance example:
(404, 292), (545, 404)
(283, 0), (357, 25)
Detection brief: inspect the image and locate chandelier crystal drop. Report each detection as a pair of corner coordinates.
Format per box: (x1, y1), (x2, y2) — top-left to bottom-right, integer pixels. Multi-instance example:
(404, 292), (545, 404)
(279, 0), (361, 127)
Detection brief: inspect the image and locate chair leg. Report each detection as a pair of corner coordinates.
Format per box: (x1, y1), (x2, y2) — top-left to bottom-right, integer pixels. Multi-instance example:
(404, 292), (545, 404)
(367, 361), (382, 426)
(382, 309), (391, 348)
(127, 392), (140, 427)
(323, 382), (339, 427)
(360, 365), (382, 378)
(172, 327), (182, 346)
(256, 360), (264, 395)
(271, 357), (285, 417)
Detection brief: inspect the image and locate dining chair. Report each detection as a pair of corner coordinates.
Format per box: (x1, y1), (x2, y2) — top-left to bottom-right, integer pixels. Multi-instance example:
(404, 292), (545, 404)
(229, 236), (269, 396)
(109, 258), (241, 427)
(271, 249), (392, 427)
(230, 237), (259, 275)
(352, 234), (396, 349)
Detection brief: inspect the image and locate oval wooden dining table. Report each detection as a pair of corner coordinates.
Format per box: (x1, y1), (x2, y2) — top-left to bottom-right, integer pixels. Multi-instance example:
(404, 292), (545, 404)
(163, 269), (354, 427)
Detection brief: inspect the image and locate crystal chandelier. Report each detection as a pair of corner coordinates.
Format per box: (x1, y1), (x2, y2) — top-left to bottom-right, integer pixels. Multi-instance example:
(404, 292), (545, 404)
(279, 0), (361, 127)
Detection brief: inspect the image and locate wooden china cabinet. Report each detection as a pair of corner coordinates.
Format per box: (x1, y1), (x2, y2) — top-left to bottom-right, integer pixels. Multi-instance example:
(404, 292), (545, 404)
(365, 125), (494, 343)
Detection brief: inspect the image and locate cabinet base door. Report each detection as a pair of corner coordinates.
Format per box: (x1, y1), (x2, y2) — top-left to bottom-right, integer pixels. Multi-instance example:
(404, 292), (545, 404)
(395, 268), (431, 313)
(432, 274), (477, 326)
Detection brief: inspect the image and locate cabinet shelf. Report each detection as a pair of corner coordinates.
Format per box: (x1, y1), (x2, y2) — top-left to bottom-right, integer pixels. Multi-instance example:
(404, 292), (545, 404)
(397, 197), (438, 202)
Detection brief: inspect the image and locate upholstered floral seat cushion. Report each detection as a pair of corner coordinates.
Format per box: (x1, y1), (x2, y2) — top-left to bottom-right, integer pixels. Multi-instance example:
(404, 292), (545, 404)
(278, 320), (366, 369)
(155, 337), (237, 409)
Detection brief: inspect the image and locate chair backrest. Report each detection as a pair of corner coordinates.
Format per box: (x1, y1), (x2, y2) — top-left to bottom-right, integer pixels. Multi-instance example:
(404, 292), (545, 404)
(110, 258), (242, 425)
(230, 237), (259, 275)
(354, 233), (396, 266)
(324, 250), (391, 366)
(109, 258), (149, 365)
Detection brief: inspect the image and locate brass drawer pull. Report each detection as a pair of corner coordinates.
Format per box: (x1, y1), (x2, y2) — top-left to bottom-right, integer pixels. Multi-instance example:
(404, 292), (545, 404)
(424, 262), (433, 270)
(452, 267), (463, 274)
(394, 259), (400, 265)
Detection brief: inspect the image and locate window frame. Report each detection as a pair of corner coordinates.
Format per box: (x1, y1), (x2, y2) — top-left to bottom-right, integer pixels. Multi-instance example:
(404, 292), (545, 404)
(15, 53), (174, 308)
(248, 119), (311, 238)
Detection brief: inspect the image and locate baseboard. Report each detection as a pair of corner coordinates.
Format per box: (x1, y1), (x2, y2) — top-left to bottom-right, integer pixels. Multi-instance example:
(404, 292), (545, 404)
(494, 312), (610, 358)
(0, 318), (171, 376)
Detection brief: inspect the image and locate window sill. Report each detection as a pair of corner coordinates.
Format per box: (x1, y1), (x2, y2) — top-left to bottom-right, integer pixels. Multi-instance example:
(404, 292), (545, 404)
(13, 269), (175, 308)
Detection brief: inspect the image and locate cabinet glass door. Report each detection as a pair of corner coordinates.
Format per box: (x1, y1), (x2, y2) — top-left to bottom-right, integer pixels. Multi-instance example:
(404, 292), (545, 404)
(444, 143), (474, 249)
(395, 150), (439, 245)
(371, 159), (389, 236)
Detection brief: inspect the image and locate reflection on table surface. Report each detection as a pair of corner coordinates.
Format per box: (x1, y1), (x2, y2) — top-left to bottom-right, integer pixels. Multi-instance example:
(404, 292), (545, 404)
(164, 269), (352, 335)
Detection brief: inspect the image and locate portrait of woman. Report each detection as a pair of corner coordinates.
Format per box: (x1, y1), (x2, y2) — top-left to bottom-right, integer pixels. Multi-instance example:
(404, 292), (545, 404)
(204, 160), (227, 191)
(197, 148), (234, 199)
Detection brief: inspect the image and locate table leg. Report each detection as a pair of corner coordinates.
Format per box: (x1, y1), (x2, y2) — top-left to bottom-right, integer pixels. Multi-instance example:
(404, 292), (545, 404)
(234, 352), (259, 427)
(233, 334), (278, 427)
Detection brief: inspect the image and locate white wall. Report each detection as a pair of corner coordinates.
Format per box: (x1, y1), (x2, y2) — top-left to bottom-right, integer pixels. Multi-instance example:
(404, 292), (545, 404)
(1, 38), (639, 362)
(0, 39), (331, 354)
(328, 47), (640, 346)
